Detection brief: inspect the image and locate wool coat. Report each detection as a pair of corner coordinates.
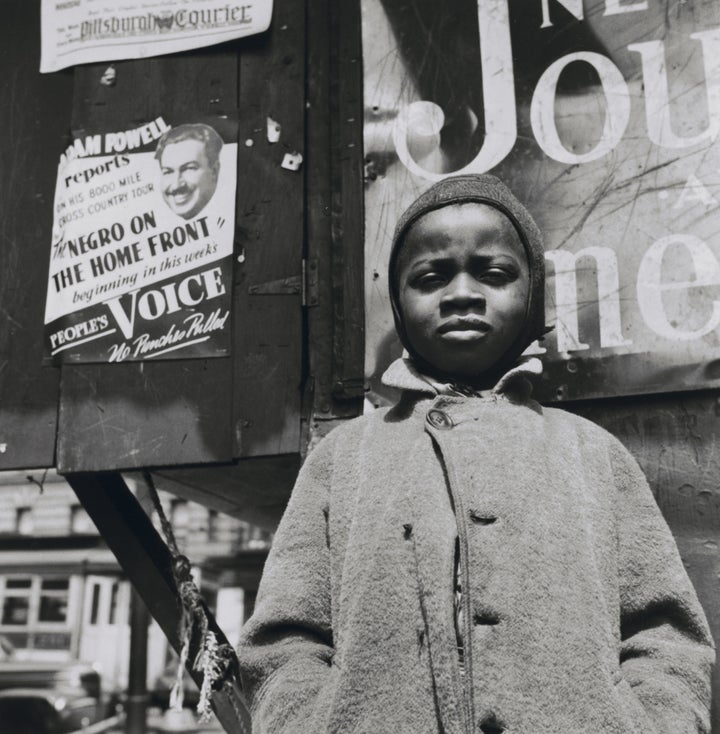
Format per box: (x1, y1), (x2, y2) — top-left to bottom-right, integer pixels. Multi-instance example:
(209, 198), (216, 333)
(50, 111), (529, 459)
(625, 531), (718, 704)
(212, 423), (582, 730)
(237, 360), (715, 734)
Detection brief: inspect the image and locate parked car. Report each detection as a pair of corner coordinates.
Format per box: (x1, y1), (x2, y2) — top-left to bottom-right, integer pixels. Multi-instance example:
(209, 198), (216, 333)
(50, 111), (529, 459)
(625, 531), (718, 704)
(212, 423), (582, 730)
(0, 659), (102, 697)
(0, 654), (115, 733)
(0, 688), (111, 734)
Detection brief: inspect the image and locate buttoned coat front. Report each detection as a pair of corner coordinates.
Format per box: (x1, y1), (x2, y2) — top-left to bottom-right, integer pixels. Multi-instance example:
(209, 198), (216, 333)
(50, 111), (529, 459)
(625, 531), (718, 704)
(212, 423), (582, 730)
(237, 365), (714, 734)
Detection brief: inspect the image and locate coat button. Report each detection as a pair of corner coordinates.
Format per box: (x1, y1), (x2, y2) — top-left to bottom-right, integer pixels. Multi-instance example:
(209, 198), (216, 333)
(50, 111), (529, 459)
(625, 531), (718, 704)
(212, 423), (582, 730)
(479, 716), (505, 734)
(473, 611), (501, 626)
(427, 408), (453, 429)
(469, 511), (497, 526)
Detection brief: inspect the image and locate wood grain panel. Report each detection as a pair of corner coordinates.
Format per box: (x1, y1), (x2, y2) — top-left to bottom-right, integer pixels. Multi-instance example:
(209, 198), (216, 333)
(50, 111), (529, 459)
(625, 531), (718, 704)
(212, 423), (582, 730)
(0, 0), (72, 469)
(57, 53), (238, 471)
(232, 1), (305, 457)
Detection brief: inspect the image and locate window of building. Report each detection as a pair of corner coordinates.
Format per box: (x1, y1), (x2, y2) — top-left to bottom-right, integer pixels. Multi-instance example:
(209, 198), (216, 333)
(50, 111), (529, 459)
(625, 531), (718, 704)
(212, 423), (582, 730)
(207, 509), (219, 542)
(170, 499), (190, 542)
(1, 576), (70, 628)
(89, 582), (102, 625)
(108, 582), (119, 625)
(0, 576), (73, 653)
(38, 579), (69, 623)
(1, 578), (32, 626)
(15, 508), (33, 535)
(70, 504), (95, 534)
(170, 499), (189, 527)
(246, 525), (273, 550)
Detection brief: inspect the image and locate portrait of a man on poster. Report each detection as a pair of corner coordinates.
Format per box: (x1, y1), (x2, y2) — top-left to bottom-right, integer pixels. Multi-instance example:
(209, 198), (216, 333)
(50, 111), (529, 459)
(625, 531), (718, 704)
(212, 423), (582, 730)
(155, 123), (223, 220)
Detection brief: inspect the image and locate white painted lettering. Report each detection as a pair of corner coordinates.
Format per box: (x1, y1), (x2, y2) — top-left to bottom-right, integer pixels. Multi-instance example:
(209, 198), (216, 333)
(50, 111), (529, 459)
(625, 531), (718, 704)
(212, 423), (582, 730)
(393, 0), (516, 180)
(637, 234), (720, 340)
(628, 30), (720, 149)
(673, 174), (719, 210)
(546, 246), (631, 353)
(540, 0), (583, 29)
(604, 0), (648, 16)
(531, 52), (630, 164)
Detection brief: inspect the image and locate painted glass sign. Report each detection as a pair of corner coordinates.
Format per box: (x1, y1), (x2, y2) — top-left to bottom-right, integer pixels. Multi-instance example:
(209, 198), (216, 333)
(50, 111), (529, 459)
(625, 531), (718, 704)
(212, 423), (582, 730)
(362, 0), (720, 402)
(44, 116), (237, 364)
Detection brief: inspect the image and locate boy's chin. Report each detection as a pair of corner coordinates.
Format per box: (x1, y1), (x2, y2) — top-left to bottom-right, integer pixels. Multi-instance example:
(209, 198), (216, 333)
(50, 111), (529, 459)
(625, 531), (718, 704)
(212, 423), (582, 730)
(430, 347), (503, 378)
(424, 357), (504, 385)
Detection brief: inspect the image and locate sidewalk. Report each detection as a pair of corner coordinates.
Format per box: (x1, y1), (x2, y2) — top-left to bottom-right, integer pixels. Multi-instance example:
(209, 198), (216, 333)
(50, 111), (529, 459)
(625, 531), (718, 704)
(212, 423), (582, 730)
(109, 708), (225, 734)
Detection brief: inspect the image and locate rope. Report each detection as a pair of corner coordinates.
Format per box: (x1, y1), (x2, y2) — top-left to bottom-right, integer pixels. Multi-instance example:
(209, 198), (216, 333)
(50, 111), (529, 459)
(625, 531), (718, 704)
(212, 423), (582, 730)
(142, 471), (238, 723)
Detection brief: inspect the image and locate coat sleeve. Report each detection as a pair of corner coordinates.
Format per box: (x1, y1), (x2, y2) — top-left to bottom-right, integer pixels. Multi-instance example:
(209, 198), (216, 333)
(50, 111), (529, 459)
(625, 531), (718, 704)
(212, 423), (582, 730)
(236, 431), (338, 734)
(609, 438), (715, 734)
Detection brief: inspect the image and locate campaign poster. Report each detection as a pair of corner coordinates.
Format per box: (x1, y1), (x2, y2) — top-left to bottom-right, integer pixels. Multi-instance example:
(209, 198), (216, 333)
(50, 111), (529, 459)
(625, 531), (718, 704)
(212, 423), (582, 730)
(44, 116), (237, 364)
(40, 0), (273, 73)
(361, 0), (720, 402)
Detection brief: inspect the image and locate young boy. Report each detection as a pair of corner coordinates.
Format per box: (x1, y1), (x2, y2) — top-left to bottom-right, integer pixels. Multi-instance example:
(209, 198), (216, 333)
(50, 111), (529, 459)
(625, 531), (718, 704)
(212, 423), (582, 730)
(237, 174), (714, 734)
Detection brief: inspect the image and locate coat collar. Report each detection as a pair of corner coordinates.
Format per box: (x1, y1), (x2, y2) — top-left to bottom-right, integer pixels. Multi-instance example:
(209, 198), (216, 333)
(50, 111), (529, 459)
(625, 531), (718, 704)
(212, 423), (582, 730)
(381, 355), (543, 401)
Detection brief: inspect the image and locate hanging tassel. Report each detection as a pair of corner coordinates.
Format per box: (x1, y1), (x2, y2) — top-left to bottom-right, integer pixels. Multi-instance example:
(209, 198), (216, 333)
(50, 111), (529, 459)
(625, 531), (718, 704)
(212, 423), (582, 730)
(143, 472), (236, 722)
(168, 634), (190, 711)
(195, 630), (221, 719)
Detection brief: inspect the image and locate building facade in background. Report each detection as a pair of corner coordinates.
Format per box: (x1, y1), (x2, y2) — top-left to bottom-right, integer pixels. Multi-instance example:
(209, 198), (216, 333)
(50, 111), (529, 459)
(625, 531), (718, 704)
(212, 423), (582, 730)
(0, 470), (270, 693)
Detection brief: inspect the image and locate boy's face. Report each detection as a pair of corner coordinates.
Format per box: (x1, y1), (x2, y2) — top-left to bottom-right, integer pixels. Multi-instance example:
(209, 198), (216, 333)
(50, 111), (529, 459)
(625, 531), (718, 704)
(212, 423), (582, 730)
(396, 202), (530, 380)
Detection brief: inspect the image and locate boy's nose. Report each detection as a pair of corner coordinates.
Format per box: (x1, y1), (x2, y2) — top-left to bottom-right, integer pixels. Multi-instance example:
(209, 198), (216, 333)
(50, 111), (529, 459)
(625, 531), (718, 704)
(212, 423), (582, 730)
(441, 273), (485, 308)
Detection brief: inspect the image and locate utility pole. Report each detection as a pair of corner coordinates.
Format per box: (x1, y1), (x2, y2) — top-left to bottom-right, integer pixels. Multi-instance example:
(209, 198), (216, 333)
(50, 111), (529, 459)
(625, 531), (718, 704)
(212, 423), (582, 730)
(126, 587), (150, 734)
(126, 477), (153, 734)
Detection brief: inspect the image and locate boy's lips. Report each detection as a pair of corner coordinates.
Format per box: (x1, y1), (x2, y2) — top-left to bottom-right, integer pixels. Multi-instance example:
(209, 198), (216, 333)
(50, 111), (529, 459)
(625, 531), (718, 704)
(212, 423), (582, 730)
(437, 317), (492, 340)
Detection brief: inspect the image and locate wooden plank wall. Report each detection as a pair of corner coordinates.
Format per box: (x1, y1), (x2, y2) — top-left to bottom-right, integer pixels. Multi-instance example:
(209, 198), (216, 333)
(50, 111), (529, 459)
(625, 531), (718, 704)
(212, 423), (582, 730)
(233, 2), (305, 458)
(56, 52), (238, 471)
(0, 0), (364, 522)
(0, 0), (307, 474)
(302, 0), (366, 452)
(54, 0), (306, 473)
(0, 1), (71, 470)
(151, 0), (366, 522)
(328, 0), (366, 403)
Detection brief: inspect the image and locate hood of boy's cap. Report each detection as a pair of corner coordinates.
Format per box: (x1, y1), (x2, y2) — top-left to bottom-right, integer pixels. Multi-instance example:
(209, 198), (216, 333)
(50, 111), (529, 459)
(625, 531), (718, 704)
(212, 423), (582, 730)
(388, 173), (547, 384)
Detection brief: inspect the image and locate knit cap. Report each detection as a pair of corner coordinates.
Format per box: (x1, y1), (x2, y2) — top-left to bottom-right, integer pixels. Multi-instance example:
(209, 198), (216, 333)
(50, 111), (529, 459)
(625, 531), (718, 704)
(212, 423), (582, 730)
(388, 173), (547, 383)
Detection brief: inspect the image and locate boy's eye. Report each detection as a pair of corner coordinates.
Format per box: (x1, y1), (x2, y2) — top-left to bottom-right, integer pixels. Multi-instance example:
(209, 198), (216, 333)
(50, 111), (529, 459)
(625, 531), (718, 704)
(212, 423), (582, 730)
(413, 272), (447, 289)
(407, 263), (519, 290)
(479, 267), (516, 285)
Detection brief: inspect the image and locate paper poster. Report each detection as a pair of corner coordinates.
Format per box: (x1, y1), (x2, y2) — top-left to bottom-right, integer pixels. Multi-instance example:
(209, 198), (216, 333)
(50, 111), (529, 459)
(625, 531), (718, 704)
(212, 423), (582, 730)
(361, 0), (720, 402)
(40, 0), (273, 73)
(44, 116), (237, 364)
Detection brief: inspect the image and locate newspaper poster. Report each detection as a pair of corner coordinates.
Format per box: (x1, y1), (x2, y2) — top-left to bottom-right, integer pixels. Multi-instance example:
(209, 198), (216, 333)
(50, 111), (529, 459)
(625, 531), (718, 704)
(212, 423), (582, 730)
(44, 116), (237, 364)
(361, 0), (720, 402)
(40, 0), (273, 73)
